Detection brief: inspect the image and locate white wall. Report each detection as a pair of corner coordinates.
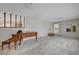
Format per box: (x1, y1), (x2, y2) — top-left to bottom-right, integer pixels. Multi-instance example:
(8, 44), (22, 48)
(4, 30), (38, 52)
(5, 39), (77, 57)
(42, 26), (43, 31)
(26, 18), (52, 37)
(52, 19), (79, 38)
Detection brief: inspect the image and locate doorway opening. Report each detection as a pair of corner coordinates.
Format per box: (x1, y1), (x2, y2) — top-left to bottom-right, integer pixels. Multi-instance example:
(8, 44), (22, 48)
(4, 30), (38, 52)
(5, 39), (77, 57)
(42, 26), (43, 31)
(54, 24), (59, 34)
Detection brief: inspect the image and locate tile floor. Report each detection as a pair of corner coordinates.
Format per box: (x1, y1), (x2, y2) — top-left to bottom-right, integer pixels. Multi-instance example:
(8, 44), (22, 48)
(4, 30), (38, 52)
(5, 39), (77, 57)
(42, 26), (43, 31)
(0, 36), (79, 55)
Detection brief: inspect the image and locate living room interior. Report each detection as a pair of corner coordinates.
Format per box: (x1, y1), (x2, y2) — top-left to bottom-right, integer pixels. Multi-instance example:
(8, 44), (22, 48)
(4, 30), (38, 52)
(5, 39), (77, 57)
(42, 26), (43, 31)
(0, 3), (79, 55)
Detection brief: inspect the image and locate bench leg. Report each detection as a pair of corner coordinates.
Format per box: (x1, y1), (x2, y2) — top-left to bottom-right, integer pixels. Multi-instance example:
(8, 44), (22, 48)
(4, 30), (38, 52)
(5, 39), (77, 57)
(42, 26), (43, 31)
(8, 43), (10, 49)
(19, 40), (21, 45)
(36, 35), (37, 41)
(14, 42), (17, 50)
(2, 43), (4, 50)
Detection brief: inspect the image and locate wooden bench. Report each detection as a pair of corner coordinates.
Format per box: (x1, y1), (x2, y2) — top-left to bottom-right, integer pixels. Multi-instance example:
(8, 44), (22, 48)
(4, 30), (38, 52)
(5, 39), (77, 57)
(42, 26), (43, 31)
(22, 32), (37, 41)
(2, 39), (11, 50)
(2, 32), (38, 50)
(48, 33), (55, 36)
(2, 34), (22, 50)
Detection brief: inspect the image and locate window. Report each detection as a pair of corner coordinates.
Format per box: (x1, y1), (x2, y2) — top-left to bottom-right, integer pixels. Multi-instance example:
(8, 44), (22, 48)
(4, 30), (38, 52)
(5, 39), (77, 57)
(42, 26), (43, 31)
(6, 13), (10, 27)
(17, 16), (22, 27)
(11, 14), (15, 27)
(0, 12), (25, 28)
(21, 16), (25, 27)
(0, 12), (4, 27)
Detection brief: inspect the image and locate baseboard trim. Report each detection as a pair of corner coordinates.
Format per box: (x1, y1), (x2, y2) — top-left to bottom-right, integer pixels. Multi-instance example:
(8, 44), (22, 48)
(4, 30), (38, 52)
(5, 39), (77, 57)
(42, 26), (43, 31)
(58, 34), (79, 39)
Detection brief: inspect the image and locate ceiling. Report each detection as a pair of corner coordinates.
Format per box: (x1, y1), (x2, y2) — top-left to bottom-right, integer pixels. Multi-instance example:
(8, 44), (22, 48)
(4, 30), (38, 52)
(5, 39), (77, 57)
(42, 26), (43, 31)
(0, 3), (26, 14)
(0, 3), (79, 22)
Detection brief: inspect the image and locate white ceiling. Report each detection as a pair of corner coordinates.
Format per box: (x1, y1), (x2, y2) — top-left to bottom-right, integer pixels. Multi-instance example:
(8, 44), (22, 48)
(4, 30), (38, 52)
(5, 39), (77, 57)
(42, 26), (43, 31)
(0, 3), (79, 22)
(0, 3), (26, 14)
